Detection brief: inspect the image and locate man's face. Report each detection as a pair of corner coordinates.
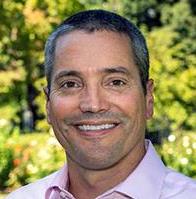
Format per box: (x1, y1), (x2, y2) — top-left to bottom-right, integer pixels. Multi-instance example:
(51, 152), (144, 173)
(46, 30), (153, 170)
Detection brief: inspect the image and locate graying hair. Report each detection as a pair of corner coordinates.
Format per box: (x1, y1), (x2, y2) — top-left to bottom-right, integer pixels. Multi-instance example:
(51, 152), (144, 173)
(44, 10), (149, 93)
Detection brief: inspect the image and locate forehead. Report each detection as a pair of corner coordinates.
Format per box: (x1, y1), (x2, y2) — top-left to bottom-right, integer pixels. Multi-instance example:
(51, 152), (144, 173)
(55, 30), (133, 56)
(54, 30), (137, 75)
(56, 29), (131, 45)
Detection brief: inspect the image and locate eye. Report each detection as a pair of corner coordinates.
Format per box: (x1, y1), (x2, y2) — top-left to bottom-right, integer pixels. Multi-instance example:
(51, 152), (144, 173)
(61, 80), (81, 89)
(109, 79), (126, 87)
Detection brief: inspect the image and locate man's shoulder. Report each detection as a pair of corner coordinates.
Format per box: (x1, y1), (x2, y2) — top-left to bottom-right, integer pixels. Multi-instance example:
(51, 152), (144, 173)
(162, 168), (196, 199)
(6, 170), (59, 199)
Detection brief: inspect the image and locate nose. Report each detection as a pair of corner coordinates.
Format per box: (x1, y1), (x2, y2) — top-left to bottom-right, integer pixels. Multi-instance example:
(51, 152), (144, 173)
(79, 86), (110, 113)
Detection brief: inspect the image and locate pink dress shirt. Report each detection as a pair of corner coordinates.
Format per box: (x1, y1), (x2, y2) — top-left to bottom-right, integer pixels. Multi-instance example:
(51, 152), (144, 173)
(6, 140), (196, 199)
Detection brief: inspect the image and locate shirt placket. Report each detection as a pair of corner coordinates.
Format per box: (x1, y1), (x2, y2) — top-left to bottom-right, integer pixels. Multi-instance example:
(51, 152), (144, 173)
(47, 186), (76, 199)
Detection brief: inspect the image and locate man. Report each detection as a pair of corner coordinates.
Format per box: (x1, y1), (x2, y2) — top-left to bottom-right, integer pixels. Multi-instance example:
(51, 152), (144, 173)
(7, 9), (196, 199)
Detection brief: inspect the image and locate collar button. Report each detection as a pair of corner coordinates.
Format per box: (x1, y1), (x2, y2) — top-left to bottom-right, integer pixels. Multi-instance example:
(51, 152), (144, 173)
(60, 191), (67, 198)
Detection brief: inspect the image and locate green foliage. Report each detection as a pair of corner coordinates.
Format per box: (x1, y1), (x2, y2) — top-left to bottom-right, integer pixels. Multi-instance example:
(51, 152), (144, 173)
(159, 131), (196, 178)
(2, 131), (65, 189)
(147, 27), (196, 132)
(147, 1), (196, 134)
(0, 129), (14, 189)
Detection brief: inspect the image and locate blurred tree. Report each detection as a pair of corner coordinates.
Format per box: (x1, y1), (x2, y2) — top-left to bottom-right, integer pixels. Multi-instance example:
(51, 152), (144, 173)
(0, 0), (85, 132)
(148, 0), (196, 138)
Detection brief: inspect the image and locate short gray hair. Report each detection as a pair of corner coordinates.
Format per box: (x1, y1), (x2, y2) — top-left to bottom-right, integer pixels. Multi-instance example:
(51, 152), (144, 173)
(44, 9), (149, 93)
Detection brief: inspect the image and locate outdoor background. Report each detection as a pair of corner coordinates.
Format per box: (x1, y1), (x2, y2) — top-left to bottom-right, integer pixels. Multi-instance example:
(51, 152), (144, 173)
(0, 0), (195, 197)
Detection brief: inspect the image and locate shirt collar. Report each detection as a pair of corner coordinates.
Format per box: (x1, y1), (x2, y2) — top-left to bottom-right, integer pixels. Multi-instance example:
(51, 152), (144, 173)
(45, 164), (69, 198)
(45, 140), (167, 199)
(114, 140), (167, 199)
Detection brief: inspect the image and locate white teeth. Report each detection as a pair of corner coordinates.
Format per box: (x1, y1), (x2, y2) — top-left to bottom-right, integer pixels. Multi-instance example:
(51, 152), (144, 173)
(78, 124), (115, 131)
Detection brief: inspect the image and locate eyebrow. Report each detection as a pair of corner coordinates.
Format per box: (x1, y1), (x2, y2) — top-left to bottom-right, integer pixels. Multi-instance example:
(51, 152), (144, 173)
(54, 70), (81, 82)
(101, 66), (131, 76)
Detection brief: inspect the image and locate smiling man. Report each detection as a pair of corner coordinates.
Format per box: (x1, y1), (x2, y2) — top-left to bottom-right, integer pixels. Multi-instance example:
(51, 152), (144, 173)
(7, 9), (196, 199)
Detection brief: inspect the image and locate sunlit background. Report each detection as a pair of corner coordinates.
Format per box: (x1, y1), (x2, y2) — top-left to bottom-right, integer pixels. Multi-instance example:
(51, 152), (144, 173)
(0, 0), (195, 197)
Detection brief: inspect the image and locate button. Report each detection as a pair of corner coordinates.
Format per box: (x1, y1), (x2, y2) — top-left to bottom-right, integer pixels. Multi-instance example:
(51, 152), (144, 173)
(60, 191), (67, 198)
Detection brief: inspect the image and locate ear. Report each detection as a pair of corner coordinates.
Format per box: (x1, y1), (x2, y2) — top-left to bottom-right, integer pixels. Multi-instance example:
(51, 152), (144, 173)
(43, 87), (51, 124)
(145, 79), (154, 119)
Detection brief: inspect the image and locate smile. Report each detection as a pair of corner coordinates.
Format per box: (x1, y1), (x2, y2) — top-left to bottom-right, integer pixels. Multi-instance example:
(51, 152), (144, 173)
(78, 124), (116, 131)
(77, 123), (116, 131)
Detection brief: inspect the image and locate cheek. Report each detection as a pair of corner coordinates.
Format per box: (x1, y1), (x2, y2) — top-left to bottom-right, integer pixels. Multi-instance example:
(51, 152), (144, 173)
(110, 91), (145, 115)
(50, 95), (78, 119)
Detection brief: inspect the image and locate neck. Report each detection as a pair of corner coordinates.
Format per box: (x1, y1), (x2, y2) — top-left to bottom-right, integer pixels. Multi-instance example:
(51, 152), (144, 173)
(67, 141), (146, 199)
